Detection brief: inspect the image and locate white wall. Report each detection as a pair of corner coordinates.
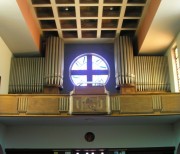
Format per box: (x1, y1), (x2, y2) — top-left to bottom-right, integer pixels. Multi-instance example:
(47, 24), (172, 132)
(166, 32), (180, 92)
(0, 37), (12, 94)
(0, 124), (6, 153)
(4, 124), (175, 149)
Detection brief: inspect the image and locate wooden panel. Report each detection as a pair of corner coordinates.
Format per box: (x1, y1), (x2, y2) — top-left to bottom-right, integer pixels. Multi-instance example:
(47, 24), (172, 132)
(110, 96), (121, 112)
(70, 95), (109, 114)
(120, 96), (153, 113)
(27, 97), (59, 114)
(152, 95), (162, 111)
(17, 97), (28, 113)
(161, 95), (180, 112)
(73, 86), (106, 94)
(59, 97), (69, 112)
(0, 97), (18, 114)
(120, 85), (136, 94)
(43, 86), (60, 94)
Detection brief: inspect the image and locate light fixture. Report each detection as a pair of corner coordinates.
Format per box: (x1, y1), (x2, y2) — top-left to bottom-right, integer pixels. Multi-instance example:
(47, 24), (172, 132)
(110, 7), (113, 11)
(65, 7), (69, 11)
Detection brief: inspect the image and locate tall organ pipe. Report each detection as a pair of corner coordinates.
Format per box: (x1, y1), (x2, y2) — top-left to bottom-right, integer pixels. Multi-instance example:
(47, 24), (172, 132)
(134, 56), (170, 92)
(44, 37), (64, 89)
(9, 57), (45, 93)
(114, 36), (135, 89)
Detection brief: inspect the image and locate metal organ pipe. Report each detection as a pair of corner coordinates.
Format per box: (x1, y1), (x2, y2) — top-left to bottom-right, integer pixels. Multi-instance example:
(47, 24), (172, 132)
(114, 36), (135, 88)
(114, 36), (170, 92)
(45, 36), (64, 88)
(9, 36), (64, 94)
(134, 56), (170, 92)
(9, 57), (45, 93)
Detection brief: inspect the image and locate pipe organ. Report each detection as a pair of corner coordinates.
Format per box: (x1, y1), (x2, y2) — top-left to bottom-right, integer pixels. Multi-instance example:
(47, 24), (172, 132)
(134, 56), (170, 92)
(114, 36), (135, 88)
(9, 36), (64, 94)
(8, 35), (170, 94)
(44, 37), (64, 88)
(9, 57), (45, 93)
(114, 36), (170, 92)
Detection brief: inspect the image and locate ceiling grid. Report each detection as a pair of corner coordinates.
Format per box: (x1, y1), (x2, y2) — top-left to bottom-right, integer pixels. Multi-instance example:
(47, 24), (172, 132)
(30, 0), (148, 43)
(116, 0), (127, 37)
(75, 0), (82, 38)
(96, 0), (103, 38)
(50, 0), (63, 38)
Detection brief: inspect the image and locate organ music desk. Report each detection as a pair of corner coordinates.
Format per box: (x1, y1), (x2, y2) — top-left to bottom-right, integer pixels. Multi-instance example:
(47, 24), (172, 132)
(69, 86), (110, 115)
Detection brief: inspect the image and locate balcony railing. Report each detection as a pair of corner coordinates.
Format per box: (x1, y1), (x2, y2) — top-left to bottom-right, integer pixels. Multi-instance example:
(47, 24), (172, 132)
(0, 93), (180, 116)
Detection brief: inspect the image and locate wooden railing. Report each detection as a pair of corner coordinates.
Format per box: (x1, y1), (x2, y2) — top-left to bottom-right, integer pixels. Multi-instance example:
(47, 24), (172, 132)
(0, 93), (180, 116)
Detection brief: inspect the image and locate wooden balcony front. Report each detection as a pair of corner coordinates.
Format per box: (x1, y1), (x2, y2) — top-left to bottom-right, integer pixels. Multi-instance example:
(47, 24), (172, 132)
(0, 93), (180, 117)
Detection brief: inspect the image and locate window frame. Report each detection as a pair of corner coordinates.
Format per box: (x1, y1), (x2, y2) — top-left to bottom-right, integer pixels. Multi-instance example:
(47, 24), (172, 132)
(69, 53), (110, 86)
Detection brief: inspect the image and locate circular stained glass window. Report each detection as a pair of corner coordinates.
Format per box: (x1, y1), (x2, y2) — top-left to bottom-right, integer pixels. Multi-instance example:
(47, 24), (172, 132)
(69, 53), (110, 86)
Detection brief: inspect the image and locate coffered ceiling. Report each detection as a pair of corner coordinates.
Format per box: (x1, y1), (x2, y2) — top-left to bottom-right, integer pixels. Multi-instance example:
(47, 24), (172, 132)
(0, 0), (180, 55)
(30, 0), (147, 42)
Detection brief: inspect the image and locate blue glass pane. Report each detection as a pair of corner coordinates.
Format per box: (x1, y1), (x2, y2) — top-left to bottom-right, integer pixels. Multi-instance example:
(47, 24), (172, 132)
(92, 75), (108, 86)
(71, 75), (87, 86)
(92, 55), (108, 70)
(70, 53), (110, 86)
(72, 56), (87, 70)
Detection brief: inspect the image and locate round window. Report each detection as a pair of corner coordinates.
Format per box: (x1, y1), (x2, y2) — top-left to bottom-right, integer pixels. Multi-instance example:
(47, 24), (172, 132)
(69, 53), (110, 86)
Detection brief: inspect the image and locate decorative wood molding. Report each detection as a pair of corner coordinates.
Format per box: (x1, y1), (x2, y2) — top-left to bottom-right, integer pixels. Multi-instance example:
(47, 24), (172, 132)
(110, 96), (121, 113)
(18, 97), (28, 113)
(152, 95), (162, 111)
(59, 97), (69, 113)
(69, 95), (110, 114)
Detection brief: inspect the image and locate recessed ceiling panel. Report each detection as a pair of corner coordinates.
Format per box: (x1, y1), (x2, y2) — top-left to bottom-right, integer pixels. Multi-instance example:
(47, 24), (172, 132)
(101, 30), (116, 38)
(103, 6), (121, 17)
(80, 6), (98, 17)
(40, 20), (56, 29)
(127, 0), (147, 4)
(125, 6), (143, 17)
(58, 7), (76, 17)
(30, 0), (149, 42)
(104, 0), (123, 3)
(56, 0), (75, 4)
(35, 7), (53, 18)
(122, 19), (139, 28)
(102, 19), (118, 28)
(81, 19), (97, 28)
(62, 31), (78, 38)
(60, 20), (77, 29)
(82, 31), (97, 38)
(80, 0), (99, 4)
